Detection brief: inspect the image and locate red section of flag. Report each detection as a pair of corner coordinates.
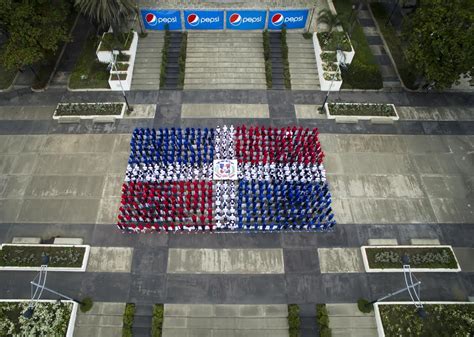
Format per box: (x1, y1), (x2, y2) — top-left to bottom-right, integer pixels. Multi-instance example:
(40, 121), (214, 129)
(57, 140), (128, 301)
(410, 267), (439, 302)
(117, 181), (214, 232)
(235, 126), (324, 164)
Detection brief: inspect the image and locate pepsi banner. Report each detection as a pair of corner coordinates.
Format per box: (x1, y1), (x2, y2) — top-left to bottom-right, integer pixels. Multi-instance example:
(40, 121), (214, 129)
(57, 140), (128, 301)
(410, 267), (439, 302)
(184, 10), (224, 30)
(226, 10), (266, 30)
(141, 9), (181, 30)
(268, 9), (309, 30)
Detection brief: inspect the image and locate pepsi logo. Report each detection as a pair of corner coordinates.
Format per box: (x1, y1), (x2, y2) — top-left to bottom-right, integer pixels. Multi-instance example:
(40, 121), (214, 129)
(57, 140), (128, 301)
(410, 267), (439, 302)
(229, 13), (242, 26)
(271, 13), (284, 26)
(145, 13), (158, 26)
(187, 13), (199, 26)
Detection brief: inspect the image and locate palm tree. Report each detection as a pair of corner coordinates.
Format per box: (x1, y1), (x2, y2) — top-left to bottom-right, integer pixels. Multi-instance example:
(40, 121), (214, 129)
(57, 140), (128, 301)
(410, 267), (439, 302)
(318, 8), (342, 34)
(74, 0), (137, 33)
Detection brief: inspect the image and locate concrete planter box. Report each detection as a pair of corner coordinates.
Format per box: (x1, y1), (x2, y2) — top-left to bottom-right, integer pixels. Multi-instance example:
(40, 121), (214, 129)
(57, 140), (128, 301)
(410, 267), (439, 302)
(325, 103), (399, 121)
(0, 300), (78, 337)
(96, 31), (138, 91)
(0, 244), (91, 272)
(374, 302), (473, 337)
(361, 245), (461, 273)
(313, 32), (355, 91)
(53, 102), (126, 120)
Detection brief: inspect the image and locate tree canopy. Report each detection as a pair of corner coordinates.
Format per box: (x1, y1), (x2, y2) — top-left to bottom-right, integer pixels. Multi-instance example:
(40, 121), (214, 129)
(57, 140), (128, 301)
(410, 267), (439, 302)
(402, 0), (474, 89)
(74, 0), (137, 31)
(0, 0), (71, 70)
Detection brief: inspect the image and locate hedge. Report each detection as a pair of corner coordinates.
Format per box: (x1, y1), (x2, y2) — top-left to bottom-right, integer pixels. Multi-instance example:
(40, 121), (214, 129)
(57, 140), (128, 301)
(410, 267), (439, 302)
(262, 30), (272, 88)
(160, 27), (171, 88)
(151, 304), (164, 337)
(316, 304), (332, 337)
(341, 58), (383, 89)
(288, 304), (300, 337)
(122, 303), (135, 337)
(178, 32), (188, 89)
(281, 27), (291, 89)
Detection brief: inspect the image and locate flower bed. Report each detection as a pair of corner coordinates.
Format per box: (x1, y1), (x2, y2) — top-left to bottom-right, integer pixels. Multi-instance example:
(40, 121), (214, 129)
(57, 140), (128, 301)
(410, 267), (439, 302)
(361, 246), (460, 272)
(0, 244), (90, 271)
(374, 302), (474, 337)
(0, 300), (77, 337)
(53, 103), (126, 120)
(326, 103), (399, 120)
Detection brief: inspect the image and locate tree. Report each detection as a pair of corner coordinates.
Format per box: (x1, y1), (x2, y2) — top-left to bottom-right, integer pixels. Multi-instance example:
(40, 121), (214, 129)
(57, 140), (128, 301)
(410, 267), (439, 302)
(74, 0), (137, 33)
(0, 0), (70, 71)
(318, 8), (342, 34)
(402, 0), (474, 89)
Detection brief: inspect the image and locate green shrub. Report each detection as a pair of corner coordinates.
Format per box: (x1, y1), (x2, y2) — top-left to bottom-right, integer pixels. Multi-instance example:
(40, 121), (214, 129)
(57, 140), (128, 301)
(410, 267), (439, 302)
(341, 58), (383, 89)
(366, 247), (458, 269)
(302, 32), (313, 40)
(316, 304), (332, 337)
(122, 303), (135, 337)
(281, 27), (291, 89)
(79, 297), (93, 313)
(357, 298), (373, 313)
(160, 28), (171, 88)
(317, 32), (351, 51)
(178, 32), (188, 89)
(151, 304), (164, 337)
(262, 30), (272, 88)
(288, 304), (300, 336)
(99, 32), (133, 51)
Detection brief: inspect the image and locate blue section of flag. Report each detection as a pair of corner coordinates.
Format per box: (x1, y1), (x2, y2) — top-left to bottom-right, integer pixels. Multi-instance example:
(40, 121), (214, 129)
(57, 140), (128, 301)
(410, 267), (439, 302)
(141, 9), (182, 30)
(236, 180), (335, 230)
(128, 128), (215, 165)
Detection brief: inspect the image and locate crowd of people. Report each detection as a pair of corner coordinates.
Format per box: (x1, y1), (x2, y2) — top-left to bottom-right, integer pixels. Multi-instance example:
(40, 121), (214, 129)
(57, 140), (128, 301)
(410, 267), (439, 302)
(117, 126), (335, 233)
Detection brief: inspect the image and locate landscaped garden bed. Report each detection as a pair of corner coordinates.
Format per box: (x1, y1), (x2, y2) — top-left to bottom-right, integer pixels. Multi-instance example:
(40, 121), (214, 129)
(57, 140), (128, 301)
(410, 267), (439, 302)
(361, 245), (460, 272)
(374, 302), (474, 337)
(53, 103), (126, 120)
(288, 304), (300, 337)
(122, 303), (135, 337)
(0, 300), (77, 337)
(151, 304), (164, 337)
(326, 103), (398, 120)
(0, 244), (89, 271)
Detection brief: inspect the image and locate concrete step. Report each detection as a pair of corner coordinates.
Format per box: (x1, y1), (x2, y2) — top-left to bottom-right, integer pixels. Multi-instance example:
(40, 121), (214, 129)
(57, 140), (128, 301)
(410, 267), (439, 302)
(132, 83), (160, 90)
(186, 55), (263, 61)
(329, 316), (377, 329)
(162, 329), (290, 337)
(292, 84), (320, 90)
(290, 68), (318, 74)
(289, 73), (319, 79)
(82, 302), (125, 315)
(133, 57), (162, 64)
(288, 79), (320, 85)
(136, 47), (163, 53)
(331, 328), (378, 337)
(76, 314), (123, 327)
(164, 317), (288, 329)
(187, 41), (263, 46)
(326, 304), (375, 317)
(185, 73), (265, 79)
(184, 84), (266, 89)
(185, 78), (266, 85)
(186, 67), (264, 73)
(187, 48), (264, 53)
(73, 326), (123, 337)
(185, 62), (265, 68)
(133, 68), (161, 74)
(134, 73), (160, 79)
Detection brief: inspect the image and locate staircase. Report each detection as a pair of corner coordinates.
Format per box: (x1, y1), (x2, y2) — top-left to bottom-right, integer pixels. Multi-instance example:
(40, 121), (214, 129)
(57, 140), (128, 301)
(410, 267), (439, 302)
(269, 32), (285, 90)
(184, 32), (267, 90)
(287, 33), (320, 90)
(327, 303), (378, 337)
(132, 32), (164, 90)
(162, 32), (183, 89)
(132, 304), (154, 337)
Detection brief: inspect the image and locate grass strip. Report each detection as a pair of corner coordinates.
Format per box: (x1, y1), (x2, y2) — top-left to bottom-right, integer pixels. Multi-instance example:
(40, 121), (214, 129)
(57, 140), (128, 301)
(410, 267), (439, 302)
(281, 28), (291, 89)
(288, 304), (300, 337)
(370, 3), (418, 89)
(333, 0), (383, 89)
(262, 30), (272, 88)
(365, 247), (458, 269)
(55, 103), (123, 116)
(316, 304), (332, 337)
(328, 103), (395, 116)
(379, 304), (474, 336)
(151, 304), (164, 337)
(122, 303), (135, 337)
(69, 34), (110, 89)
(0, 245), (85, 268)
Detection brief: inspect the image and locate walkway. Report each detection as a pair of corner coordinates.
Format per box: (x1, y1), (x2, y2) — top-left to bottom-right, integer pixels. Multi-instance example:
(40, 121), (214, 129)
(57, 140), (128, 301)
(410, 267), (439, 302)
(357, 3), (401, 90)
(131, 32), (164, 90)
(74, 302), (125, 337)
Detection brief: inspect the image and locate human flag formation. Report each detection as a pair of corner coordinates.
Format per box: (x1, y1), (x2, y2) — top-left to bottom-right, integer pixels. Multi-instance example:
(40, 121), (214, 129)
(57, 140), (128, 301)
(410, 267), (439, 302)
(117, 125), (335, 233)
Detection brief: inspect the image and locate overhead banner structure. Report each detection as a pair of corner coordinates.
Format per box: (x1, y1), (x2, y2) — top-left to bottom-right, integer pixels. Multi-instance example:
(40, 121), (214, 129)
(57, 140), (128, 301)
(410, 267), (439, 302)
(268, 9), (309, 30)
(141, 9), (182, 30)
(184, 10), (224, 30)
(226, 10), (266, 30)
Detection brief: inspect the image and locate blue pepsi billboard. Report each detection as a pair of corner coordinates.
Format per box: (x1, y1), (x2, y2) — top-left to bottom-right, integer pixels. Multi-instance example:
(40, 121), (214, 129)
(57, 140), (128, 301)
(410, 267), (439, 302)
(141, 9), (182, 30)
(268, 9), (309, 30)
(184, 10), (224, 30)
(226, 10), (266, 30)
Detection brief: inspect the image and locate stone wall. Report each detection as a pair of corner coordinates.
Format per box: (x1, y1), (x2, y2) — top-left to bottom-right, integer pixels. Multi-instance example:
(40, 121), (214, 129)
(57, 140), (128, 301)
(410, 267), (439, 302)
(138, 0), (317, 9)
